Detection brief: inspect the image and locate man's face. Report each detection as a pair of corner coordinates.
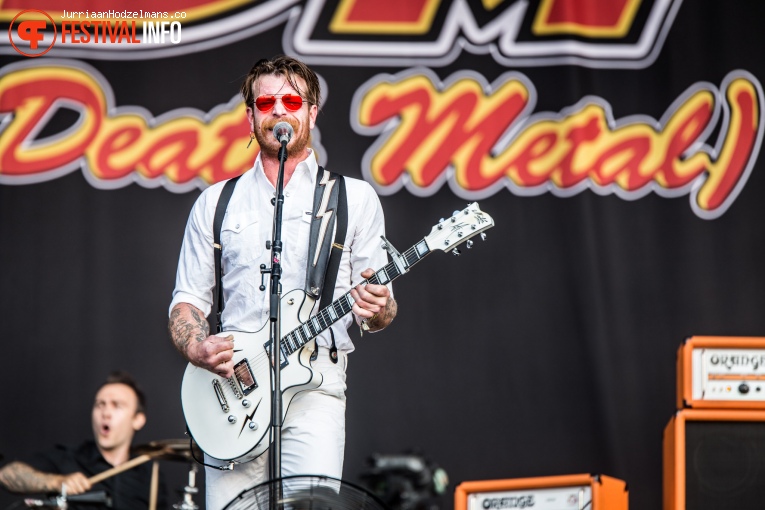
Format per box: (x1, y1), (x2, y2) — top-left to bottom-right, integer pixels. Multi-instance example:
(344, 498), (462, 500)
(91, 383), (145, 454)
(246, 73), (318, 159)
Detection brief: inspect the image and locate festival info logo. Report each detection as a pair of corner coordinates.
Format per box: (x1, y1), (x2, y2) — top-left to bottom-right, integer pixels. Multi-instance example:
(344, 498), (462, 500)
(7, 7), (185, 57)
(8, 10), (56, 57)
(0, 0), (297, 60)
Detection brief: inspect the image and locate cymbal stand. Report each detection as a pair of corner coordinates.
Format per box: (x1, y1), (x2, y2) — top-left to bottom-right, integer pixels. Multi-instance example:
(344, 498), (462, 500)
(172, 462), (199, 510)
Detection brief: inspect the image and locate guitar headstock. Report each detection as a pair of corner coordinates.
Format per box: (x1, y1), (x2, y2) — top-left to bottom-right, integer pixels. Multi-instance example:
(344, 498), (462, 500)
(424, 202), (494, 253)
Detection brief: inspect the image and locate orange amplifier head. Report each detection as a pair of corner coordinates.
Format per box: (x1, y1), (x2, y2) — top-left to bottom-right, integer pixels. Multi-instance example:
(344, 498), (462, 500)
(663, 409), (765, 510)
(677, 336), (765, 409)
(454, 473), (628, 510)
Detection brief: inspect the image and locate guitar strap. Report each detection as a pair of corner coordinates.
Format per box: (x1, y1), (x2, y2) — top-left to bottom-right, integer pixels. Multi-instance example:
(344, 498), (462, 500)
(212, 175), (242, 333)
(306, 166), (347, 364)
(212, 168), (347, 363)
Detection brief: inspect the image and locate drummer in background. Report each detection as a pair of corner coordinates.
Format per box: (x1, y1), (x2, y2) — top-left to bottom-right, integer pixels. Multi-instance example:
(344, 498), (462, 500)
(0, 371), (167, 509)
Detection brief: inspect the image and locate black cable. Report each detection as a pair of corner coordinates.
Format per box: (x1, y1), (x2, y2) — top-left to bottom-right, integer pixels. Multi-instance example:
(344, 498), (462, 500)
(186, 431), (233, 471)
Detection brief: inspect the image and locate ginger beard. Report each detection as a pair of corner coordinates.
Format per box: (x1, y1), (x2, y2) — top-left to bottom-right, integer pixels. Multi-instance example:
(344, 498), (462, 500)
(253, 115), (311, 159)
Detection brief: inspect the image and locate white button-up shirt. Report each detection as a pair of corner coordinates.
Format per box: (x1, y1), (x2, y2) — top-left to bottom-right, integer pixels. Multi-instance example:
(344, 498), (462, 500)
(170, 150), (391, 353)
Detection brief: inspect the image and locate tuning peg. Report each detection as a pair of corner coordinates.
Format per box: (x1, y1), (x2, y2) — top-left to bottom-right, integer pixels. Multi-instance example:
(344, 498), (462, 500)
(452, 210), (460, 216)
(452, 248), (461, 256)
(466, 240), (474, 249)
(480, 233), (487, 241)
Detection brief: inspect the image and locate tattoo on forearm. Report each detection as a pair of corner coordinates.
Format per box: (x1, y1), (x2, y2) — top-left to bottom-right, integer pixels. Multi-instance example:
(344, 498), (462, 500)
(189, 307), (210, 342)
(168, 305), (210, 358)
(0, 462), (57, 493)
(369, 297), (397, 331)
(168, 308), (190, 353)
(382, 297), (397, 323)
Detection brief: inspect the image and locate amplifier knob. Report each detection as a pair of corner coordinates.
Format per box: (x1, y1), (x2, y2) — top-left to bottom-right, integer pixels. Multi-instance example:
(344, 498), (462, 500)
(739, 383), (750, 394)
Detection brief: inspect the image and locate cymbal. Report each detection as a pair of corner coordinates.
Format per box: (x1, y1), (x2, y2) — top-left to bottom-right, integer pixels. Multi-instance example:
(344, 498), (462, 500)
(133, 438), (203, 463)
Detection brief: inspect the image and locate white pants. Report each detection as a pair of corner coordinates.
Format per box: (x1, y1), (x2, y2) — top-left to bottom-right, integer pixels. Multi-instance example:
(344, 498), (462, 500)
(205, 348), (348, 510)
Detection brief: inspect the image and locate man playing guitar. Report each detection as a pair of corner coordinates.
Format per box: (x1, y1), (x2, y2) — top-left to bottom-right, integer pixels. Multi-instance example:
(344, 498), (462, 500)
(168, 55), (397, 509)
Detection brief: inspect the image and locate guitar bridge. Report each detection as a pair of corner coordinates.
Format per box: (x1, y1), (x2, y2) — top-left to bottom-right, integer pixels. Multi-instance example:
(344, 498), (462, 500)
(212, 379), (229, 412)
(234, 359), (257, 396)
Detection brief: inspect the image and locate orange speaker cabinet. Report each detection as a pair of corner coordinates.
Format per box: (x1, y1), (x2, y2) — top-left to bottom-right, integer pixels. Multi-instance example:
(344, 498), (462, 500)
(663, 409), (765, 510)
(455, 474), (628, 510)
(677, 336), (765, 409)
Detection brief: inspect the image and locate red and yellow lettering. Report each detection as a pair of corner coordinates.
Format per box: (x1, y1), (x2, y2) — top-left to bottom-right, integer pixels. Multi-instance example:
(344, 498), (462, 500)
(359, 74), (530, 189)
(0, 67), (103, 175)
(0, 63), (759, 220)
(697, 78), (760, 211)
(533, 0), (642, 37)
(330, 0), (441, 34)
(0, 65), (253, 186)
(357, 71), (762, 217)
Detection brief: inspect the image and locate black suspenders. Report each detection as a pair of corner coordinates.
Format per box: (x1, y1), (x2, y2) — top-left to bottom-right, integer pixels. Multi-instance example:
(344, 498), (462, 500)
(212, 175), (241, 333)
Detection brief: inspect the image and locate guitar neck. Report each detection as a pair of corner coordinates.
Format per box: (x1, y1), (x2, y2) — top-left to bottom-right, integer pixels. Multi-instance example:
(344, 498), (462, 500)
(281, 238), (431, 355)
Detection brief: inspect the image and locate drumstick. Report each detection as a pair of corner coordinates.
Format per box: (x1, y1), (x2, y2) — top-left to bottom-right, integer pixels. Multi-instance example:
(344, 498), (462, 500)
(87, 451), (164, 485)
(149, 460), (159, 510)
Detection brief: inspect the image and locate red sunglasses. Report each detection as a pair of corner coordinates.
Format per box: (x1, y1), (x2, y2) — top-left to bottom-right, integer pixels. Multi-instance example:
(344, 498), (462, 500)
(254, 94), (304, 112)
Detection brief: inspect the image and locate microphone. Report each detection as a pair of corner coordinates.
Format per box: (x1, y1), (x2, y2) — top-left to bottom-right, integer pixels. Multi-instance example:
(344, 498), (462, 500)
(273, 122), (293, 144)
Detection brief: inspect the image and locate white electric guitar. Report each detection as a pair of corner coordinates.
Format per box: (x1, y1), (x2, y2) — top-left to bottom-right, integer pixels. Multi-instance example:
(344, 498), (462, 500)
(180, 202), (494, 464)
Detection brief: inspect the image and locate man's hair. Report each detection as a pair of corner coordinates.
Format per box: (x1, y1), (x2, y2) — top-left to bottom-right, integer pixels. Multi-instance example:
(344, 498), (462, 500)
(98, 370), (146, 415)
(240, 55), (321, 110)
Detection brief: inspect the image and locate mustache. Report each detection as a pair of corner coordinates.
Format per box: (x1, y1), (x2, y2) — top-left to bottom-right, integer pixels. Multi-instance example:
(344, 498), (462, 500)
(261, 117), (300, 134)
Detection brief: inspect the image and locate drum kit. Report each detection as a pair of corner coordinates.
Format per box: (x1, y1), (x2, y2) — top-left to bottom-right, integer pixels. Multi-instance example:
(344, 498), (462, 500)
(134, 438), (204, 510)
(16, 439), (203, 510)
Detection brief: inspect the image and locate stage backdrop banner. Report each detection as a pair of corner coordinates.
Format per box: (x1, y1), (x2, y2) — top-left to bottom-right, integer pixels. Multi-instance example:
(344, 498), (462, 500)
(1, 2), (764, 509)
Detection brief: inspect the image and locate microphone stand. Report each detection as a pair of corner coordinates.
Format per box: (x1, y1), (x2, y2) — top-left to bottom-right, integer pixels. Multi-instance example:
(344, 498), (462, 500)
(266, 135), (288, 490)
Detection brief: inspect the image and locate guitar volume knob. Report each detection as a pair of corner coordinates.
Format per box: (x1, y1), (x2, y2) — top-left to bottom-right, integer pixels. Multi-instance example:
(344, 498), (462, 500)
(249, 422), (259, 431)
(228, 415), (237, 424)
(242, 399), (251, 408)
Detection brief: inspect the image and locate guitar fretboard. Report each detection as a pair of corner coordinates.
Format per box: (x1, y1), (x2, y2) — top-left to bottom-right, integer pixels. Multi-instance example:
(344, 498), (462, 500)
(279, 238), (431, 356)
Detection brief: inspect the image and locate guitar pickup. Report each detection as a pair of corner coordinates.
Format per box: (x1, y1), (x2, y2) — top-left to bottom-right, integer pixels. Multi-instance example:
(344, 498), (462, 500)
(234, 359), (257, 396)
